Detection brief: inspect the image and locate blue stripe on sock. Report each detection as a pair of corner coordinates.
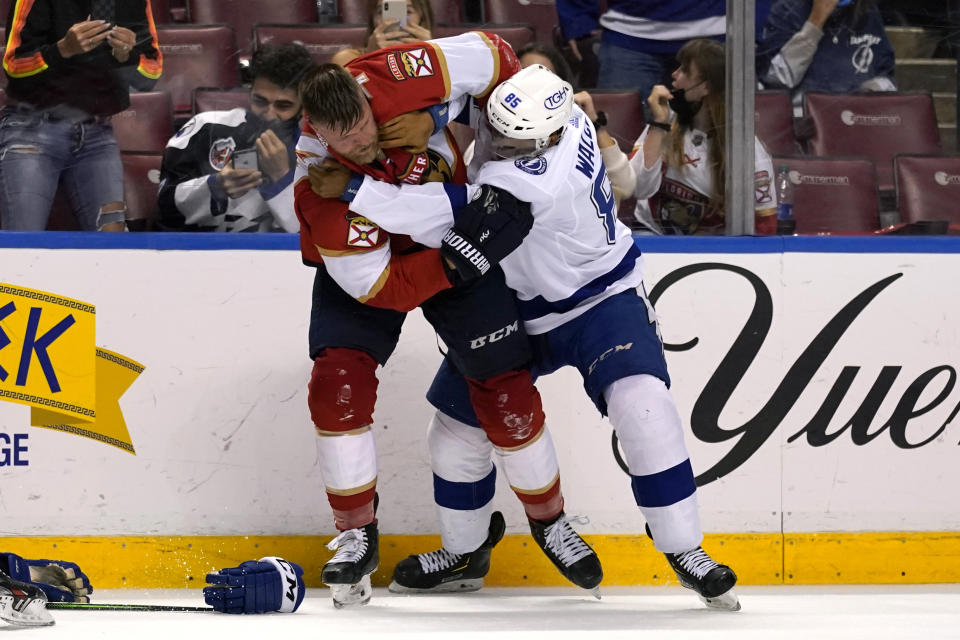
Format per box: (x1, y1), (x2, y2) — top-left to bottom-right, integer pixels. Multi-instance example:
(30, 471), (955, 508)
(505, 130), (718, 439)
(631, 459), (697, 508)
(433, 466), (496, 511)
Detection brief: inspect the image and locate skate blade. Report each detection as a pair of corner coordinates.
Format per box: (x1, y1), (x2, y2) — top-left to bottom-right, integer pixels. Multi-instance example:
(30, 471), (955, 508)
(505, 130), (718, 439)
(0, 595), (56, 627)
(699, 588), (741, 612)
(590, 587), (602, 601)
(330, 575), (373, 609)
(387, 578), (483, 594)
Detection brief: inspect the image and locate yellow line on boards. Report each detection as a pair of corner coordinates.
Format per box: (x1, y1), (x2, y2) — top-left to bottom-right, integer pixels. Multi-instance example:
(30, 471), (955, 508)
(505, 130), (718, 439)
(2, 532), (958, 589)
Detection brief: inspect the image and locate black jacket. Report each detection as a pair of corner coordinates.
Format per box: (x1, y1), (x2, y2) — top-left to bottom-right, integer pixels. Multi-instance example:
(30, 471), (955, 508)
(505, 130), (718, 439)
(3, 0), (162, 116)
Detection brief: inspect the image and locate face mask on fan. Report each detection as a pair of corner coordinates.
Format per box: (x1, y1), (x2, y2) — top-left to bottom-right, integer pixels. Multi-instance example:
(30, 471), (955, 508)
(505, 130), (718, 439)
(668, 84), (704, 127)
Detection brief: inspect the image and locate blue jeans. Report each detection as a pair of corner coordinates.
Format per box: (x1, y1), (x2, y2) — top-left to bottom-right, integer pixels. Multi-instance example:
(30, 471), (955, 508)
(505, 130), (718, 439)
(0, 107), (125, 230)
(597, 42), (675, 97)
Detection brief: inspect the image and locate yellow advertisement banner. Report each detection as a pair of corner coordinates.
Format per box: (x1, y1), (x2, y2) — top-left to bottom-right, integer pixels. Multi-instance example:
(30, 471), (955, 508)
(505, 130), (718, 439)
(0, 283), (143, 454)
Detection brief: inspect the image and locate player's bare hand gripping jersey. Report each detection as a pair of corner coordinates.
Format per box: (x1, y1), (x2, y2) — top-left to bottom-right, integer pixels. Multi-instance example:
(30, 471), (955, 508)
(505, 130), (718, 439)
(293, 31), (519, 312)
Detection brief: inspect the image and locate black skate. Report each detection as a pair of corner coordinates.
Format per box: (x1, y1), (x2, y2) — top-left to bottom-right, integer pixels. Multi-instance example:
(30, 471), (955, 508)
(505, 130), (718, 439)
(530, 513), (603, 595)
(647, 524), (740, 611)
(322, 522), (379, 608)
(389, 511), (506, 593)
(0, 569), (54, 627)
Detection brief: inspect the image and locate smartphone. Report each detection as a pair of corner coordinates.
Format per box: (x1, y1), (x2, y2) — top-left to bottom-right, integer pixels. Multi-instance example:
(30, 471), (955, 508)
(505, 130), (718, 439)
(381, 1), (408, 29)
(89, 0), (116, 23)
(231, 148), (259, 171)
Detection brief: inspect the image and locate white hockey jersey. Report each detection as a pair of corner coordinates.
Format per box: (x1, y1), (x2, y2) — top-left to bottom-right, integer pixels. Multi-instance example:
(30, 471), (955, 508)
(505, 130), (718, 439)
(349, 104), (644, 335)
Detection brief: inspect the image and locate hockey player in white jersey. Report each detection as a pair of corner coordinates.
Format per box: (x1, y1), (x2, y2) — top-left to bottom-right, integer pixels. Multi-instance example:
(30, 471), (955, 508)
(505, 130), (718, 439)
(324, 64), (740, 610)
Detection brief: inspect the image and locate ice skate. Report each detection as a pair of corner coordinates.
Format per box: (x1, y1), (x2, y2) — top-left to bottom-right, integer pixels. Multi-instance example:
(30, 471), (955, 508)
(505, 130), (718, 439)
(647, 524), (740, 611)
(389, 511), (506, 593)
(0, 569), (54, 627)
(322, 522), (379, 608)
(530, 513), (602, 595)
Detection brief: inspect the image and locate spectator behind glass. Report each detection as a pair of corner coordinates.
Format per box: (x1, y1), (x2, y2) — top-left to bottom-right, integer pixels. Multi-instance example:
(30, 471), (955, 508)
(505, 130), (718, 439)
(0, 0), (162, 231)
(556, 0), (725, 96)
(628, 39), (778, 235)
(158, 43), (314, 232)
(516, 43), (636, 205)
(757, 0), (896, 116)
(330, 0), (434, 66)
(556, 1), (771, 96)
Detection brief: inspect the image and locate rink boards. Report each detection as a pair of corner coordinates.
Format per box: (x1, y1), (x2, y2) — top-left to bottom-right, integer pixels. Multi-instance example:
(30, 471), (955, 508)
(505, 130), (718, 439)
(0, 234), (958, 587)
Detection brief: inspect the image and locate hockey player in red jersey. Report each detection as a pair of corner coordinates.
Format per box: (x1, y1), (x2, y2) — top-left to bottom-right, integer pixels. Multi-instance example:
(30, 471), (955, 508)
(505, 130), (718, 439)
(293, 33), (601, 607)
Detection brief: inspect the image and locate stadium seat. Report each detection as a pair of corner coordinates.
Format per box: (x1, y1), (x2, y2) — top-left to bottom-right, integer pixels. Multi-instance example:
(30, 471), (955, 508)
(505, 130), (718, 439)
(894, 154), (960, 225)
(112, 91), (174, 152)
(773, 156), (879, 234)
(756, 90), (799, 156)
(339, 0), (463, 26)
(253, 24), (369, 64)
(150, 0), (171, 23)
(588, 90), (645, 153)
(192, 87), (250, 114)
(483, 0), (560, 45)
(187, 0), (318, 58)
(122, 152), (164, 230)
(155, 25), (240, 117)
(804, 92), (940, 192)
(433, 24), (534, 53)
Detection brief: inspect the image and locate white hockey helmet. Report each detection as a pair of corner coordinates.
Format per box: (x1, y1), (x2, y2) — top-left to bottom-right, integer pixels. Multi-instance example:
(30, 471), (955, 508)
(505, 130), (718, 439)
(485, 64), (573, 158)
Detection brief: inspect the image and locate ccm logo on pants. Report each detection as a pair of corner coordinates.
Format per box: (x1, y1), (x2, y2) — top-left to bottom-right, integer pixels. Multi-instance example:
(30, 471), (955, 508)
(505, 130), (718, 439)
(470, 321), (519, 349)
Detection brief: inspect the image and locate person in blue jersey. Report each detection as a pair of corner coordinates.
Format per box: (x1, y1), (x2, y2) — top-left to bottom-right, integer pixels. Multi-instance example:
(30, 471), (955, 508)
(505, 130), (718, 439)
(312, 64), (741, 610)
(757, 0), (896, 116)
(556, 0), (771, 96)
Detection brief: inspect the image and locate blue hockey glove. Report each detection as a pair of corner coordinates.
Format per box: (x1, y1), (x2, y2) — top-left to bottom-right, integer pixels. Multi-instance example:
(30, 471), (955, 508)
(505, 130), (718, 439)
(203, 557), (305, 614)
(0, 552), (93, 603)
(440, 184), (533, 280)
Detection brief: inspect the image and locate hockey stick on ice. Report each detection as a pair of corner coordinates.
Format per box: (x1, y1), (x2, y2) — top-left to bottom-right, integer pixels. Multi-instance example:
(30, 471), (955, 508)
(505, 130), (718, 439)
(47, 602), (214, 612)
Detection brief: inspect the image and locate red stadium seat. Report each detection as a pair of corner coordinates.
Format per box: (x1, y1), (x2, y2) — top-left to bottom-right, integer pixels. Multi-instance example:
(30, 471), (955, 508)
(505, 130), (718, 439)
(588, 90), (645, 153)
(253, 24), (368, 65)
(339, 0), (463, 26)
(187, 0), (318, 58)
(112, 91), (174, 152)
(192, 87), (250, 114)
(895, 154), (960, 225)
(804, 92), (940, 193)
(483, 0), (559, 45)
(433, 24), (534, 53)
(756, 90), (799, 156)
(773, 156), (879, 234)
(150, 0), (171, 23)
(155, 25), (240, 116)
(122, 152), (164, 230)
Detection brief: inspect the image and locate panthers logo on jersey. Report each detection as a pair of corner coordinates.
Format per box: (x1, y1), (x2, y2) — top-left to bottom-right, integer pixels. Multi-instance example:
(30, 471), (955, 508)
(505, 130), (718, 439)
(423, 149), (454, 183)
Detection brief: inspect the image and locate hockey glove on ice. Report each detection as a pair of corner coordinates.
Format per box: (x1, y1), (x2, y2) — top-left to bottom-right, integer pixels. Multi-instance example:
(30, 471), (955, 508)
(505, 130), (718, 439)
(203, 556), (305, 614)
(0, 552), (92, 603)
(440, 184), (533, 281)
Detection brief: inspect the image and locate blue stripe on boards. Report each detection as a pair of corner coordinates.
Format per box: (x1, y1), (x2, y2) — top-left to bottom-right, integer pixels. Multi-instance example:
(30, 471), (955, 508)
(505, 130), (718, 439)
(517, 243), (642, 321)
(630, 459), (697, 508)
(2, 231), (959, 254)
(0, 231), (299, 250)
(433, 466), (496, 511)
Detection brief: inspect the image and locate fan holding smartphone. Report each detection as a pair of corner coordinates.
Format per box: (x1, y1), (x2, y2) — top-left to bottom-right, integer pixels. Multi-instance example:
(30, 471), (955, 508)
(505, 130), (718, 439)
(330, 0), (434, 66)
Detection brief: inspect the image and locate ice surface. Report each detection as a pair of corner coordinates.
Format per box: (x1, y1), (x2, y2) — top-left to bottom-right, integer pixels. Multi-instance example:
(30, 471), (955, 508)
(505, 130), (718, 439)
(19, 585), (960, 639)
